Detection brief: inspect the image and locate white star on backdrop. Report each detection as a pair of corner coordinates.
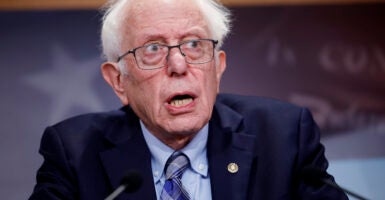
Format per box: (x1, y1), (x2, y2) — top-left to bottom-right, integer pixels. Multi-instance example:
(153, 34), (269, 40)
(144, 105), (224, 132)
(23, 45), (104, 123)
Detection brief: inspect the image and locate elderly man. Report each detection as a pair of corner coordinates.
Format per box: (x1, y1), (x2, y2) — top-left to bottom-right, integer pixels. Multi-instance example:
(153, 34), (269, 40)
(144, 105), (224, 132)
(30, 0), (348, 199)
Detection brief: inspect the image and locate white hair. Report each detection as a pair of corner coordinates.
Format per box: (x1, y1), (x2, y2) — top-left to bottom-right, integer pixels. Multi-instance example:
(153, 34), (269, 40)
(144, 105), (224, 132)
(100, 0), (232, 68)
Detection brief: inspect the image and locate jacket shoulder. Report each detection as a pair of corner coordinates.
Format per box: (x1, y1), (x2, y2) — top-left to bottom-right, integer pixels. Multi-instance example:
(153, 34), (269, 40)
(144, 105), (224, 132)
(50, 109), (126, 136)
(215, 93), (311, 136)
(40, 108), (133, 155)
(216, 93), (303, 116)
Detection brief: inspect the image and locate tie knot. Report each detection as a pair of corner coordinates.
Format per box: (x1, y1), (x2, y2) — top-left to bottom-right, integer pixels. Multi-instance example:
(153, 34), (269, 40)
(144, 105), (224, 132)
(164, 151), (189, 180)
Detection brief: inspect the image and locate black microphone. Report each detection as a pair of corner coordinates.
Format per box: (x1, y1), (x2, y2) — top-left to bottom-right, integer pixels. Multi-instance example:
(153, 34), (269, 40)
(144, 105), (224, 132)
(105, 171), (143, 200)
(301, 165), (369, 200)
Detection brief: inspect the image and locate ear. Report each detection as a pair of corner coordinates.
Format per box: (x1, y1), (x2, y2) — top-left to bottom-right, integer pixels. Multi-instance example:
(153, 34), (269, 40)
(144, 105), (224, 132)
(101, 62), (129, 105)
(215, 50), (227, 93)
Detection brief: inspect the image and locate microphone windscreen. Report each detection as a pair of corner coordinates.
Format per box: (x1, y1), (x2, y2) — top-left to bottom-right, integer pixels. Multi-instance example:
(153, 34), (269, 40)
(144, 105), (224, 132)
(300, 165), (327, 186)
(120, 171), (143, 193)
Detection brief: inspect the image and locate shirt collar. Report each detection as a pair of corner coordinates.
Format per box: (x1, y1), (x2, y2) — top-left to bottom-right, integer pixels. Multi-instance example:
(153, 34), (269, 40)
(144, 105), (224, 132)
(141, 121), (209, 182)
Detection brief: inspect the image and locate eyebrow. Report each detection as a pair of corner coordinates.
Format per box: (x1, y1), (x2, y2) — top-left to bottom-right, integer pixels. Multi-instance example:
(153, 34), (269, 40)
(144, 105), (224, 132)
(141, 34), (167, 43)
(138, 27), (208, 45)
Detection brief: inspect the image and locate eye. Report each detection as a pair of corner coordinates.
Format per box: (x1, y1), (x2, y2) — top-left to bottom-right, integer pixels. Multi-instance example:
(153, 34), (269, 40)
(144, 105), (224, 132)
(144, 44), (161, 53)
(185, 40), (201, 49)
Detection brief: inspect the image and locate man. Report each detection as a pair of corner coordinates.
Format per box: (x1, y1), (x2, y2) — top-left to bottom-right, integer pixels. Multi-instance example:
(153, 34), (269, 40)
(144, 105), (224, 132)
(30, 0), (348, 199)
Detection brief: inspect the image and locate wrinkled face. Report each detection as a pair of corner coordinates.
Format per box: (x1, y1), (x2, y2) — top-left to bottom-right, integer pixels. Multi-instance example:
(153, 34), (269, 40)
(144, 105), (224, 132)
(106, 0), (226, 145)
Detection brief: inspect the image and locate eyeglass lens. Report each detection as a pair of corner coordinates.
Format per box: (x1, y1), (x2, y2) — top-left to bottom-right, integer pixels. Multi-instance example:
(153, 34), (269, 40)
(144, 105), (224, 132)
(135, 39), (215, 69)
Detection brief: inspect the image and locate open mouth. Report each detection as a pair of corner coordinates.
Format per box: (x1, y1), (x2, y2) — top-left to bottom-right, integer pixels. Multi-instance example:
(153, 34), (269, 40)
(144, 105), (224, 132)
(168, 94), (194, 107)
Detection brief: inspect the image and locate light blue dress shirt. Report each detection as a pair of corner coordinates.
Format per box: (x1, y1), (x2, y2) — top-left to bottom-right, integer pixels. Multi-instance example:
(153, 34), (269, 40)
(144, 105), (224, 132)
(140, 121), (212, 200)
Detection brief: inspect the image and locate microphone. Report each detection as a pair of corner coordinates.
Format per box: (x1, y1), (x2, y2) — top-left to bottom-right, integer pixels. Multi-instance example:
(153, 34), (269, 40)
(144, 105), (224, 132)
(301, 165), (369, 200)
(105, 171), (143, 200)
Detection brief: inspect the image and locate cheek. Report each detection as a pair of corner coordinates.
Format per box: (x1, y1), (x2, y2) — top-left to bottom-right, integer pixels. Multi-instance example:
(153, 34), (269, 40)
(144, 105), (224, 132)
(124, 82), (158, 125)
(124, 58), (138, 74)
(197, 67), (220, 105)
(124, 71), (164, 112)
(206, 66), (221, 91)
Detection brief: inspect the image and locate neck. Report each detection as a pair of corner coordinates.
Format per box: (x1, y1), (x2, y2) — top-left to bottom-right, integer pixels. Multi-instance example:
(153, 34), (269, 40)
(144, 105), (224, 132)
(162, 133), (196, 150)
(139, 120), (200, 150)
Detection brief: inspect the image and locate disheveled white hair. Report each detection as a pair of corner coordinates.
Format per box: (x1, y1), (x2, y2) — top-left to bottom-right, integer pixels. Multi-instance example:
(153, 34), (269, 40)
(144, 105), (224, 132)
(100, 0), (232, 66)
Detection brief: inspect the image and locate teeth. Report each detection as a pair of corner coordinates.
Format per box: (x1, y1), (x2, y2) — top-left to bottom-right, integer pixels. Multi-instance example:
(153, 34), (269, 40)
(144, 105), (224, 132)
(170, 98), (193, 107)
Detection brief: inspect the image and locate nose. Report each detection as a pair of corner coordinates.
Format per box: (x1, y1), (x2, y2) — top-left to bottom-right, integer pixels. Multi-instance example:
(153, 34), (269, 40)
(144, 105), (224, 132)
(166, 47), (188, 76)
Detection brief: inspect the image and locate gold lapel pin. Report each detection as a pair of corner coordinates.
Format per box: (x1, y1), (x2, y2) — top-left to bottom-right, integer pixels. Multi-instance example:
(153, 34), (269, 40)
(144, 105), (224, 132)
(227, 162), (239, 173)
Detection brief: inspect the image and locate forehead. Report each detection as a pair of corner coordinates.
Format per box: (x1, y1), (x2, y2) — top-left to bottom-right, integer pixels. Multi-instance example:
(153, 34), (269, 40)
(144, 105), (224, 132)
(121, 0), (210, 44)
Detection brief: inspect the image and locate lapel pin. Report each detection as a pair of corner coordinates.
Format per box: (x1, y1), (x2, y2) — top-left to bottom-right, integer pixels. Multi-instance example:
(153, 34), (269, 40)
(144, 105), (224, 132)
(227, 162), (239, 173)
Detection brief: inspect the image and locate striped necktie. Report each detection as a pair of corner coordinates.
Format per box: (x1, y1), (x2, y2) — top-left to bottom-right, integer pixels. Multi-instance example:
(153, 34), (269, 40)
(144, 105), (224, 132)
(160, 151), (190, 200)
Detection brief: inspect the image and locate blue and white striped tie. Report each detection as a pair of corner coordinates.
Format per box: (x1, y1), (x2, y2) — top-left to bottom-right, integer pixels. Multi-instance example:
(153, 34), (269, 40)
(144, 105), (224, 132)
(160, 151), (190, 200)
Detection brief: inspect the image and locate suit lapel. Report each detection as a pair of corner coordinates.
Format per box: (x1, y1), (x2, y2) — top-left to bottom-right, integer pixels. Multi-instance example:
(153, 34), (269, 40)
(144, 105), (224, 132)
(208, 103), (257, 200)
(99, 107), (157, 200)
(98, 102), (258, 200)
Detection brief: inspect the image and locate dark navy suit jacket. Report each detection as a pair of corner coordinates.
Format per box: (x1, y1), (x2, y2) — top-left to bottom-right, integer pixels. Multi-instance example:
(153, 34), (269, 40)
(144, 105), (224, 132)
(30, 94), (348, 199)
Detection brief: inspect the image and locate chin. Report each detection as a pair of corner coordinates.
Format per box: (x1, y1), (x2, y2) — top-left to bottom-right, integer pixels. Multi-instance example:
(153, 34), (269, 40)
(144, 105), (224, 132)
(164, 116), (208, 135)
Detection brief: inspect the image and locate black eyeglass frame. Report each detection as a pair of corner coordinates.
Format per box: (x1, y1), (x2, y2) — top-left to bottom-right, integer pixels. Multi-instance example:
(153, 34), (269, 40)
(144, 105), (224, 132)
(116, 39), (219, 70)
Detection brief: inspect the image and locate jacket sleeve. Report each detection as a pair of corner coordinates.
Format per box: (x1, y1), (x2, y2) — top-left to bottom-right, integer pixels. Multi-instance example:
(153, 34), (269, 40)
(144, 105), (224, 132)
(294, 108), (348, 200)
(29, 126), (78, 200)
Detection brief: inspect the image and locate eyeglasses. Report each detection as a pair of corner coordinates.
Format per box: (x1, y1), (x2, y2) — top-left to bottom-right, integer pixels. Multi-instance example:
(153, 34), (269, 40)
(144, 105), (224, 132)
(116, 39), (218, 70)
